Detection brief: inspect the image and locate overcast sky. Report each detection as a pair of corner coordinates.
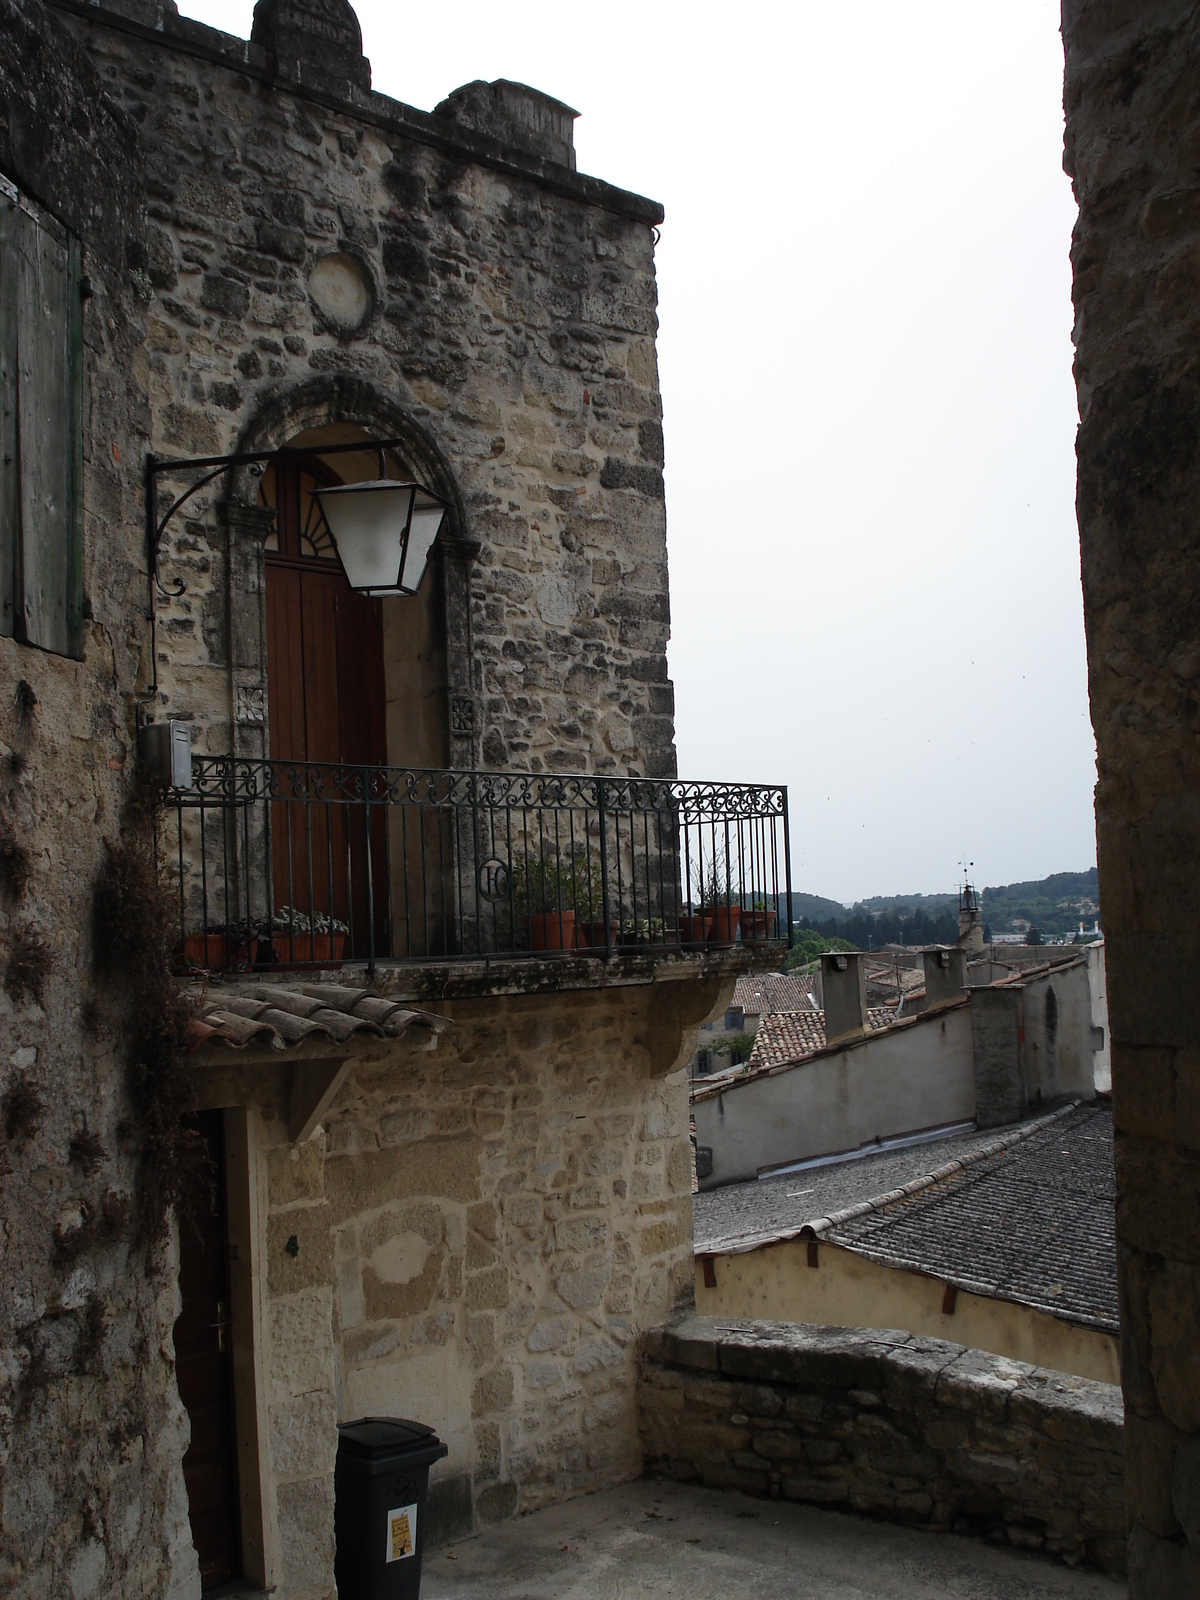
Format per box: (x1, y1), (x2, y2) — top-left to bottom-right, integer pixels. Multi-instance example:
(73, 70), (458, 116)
(184, 0), (1091, 904)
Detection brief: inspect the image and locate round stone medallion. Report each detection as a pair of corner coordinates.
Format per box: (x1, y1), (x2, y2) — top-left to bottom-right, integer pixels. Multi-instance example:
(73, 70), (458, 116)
(308, 251), (375, 335)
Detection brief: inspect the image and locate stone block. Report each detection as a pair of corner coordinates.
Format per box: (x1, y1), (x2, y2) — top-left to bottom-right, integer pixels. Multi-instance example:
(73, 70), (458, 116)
(1128, 1524), (1200, 1600)
(554, 1266), (607, 1310)
(934, 1349), (1024, 1416)
(325, 1140), (480, 1222)
(752, 1430), (808, 1462)
(269, 1290), (335, 1400)
(1126, 1414), (1184, 1536)
(276, 1475), (335, 1596)
(1009, 1370), (1124, 1447)
(267, 1204), (333, 1297)
(199, 273), (249, 318)
(882, 1338), (963, 1407)
(780, 1473), (851, 1504)
(465, 1266), (509, 1311)
(1149, 1260), (1200, 1430)
(476, 1480), (518, 1525)
(267, 1137), (326, 1206)
(269, 1390), (338, 1478)
(472, 1368), (514, 1416)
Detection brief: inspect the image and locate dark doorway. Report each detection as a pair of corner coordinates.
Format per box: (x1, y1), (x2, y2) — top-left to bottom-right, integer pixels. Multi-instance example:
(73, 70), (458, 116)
(261, 456), (389, 957)
(174, 1110), (241, 1591)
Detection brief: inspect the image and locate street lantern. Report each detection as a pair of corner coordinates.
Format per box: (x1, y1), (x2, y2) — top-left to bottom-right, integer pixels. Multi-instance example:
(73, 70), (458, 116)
(313, 479), (447, 596)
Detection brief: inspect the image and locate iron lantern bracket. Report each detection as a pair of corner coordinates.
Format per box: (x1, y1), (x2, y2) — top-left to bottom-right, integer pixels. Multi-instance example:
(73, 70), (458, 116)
(145, 436), (409, 602)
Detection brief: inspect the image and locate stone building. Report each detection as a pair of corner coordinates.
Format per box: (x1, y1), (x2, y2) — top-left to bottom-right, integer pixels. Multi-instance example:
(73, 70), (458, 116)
(1063, 3), (1200, 1594)
(0, 3), (786, 1597)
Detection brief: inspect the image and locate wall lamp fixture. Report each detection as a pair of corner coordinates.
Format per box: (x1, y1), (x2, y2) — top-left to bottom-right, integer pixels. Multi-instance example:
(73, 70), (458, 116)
(145, 439), (447, 604)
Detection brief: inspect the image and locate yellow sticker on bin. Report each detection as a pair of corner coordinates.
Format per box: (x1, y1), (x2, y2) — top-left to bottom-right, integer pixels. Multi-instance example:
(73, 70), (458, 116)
(387, 1503), (417, 1562)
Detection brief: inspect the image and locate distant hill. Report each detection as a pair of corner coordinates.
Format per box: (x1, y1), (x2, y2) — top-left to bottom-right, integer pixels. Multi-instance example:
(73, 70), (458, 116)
(786, 892), (851, 922)
(850, 892), (957, 916)
(980, 868), (1098, 937)
(784, 867), (1100, 943)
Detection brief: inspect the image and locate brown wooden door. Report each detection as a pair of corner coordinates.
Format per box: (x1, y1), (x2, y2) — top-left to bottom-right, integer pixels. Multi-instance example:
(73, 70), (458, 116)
(262, 459), (389, 958)
(175, 1111), (241, 1592)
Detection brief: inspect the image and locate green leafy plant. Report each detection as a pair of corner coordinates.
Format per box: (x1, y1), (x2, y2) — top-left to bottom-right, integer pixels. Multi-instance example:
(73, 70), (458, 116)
(693, 858), (741, 907)
(712, 1030), (755, 1066)
(783, 930), (856, 972)
(511, 857), (587, 916)
(272, 906), (349, 935)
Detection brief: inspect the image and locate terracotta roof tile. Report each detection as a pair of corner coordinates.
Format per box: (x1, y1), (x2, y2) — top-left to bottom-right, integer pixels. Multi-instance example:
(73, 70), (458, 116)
(187, 983), (451, 1053)
(731, 972), (817, 1016)
(746, 1007), (894, 1073)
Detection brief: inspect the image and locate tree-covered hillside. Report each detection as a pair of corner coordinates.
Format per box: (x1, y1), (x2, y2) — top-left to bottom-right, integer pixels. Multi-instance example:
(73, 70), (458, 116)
(782, 867), (1100, 946)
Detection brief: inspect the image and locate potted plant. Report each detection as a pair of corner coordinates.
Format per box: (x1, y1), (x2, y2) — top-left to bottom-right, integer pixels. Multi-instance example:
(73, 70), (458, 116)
(678, 902), (714, 945)
(181, 921), (259, 972)
(270, 906), (349, 967)
(512, 859), (580, 951)
(617, 916), (671, 948)
(698, 862), (741, 943)
(566, 858), (618, 951)
(741, 896), (780, 942)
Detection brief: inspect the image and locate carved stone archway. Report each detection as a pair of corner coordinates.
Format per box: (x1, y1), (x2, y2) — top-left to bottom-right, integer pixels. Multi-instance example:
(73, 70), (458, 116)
(221, 377), (478, 771)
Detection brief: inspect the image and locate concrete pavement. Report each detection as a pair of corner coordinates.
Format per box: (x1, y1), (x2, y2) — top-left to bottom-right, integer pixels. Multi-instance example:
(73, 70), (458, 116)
(423, 1478), (1126, 1599)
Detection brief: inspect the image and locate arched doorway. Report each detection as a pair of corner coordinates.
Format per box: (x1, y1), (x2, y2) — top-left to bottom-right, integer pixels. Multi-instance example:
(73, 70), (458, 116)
(259, 443), (390, 959)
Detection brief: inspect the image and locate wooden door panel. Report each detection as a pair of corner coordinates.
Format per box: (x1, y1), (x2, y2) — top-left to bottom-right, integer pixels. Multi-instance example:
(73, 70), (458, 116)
(265, 565), (306, 764)
(264, 457), (391, 958)
(299, 574), (343, 764)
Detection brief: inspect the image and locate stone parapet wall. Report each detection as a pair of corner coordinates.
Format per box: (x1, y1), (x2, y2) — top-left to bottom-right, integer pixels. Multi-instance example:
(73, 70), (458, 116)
(638, 1315), (1126, 1574)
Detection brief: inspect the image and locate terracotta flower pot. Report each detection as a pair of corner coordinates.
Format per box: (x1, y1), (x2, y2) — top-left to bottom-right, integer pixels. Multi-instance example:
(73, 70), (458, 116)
(679, 912), (714, 945)
(182, 932), (258, 971)
(526, 911), (578, 951)
(271, 931), (346, 967)
(711, 906), (742, 943)
(576, 919), (619, 951)
(741, 910), (779, 942)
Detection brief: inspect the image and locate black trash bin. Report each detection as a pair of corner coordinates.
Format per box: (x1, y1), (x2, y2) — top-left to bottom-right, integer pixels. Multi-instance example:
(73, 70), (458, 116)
(335, 1416), (448, 1599)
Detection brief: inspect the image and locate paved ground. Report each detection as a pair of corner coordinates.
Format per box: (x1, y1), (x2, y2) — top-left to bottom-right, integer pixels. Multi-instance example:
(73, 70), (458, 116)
(423, 1479), (1127, 1599)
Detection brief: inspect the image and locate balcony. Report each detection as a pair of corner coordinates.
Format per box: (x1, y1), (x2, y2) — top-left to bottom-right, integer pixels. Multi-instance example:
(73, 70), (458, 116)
(161, 759), (793, 981)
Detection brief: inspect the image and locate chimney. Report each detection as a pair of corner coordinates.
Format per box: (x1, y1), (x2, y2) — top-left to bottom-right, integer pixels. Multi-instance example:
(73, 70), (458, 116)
(958, 879), (984, 956)
(922, 945), (966, 1007)
(821, 951), (867, 1048)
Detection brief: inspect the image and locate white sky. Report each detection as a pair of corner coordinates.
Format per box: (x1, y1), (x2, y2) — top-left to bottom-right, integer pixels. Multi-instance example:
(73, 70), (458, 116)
(182, 0), (1093, 904)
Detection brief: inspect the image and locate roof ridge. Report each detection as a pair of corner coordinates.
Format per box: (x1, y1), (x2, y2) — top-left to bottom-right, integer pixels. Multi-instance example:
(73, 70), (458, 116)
(811, 1099), (1082, 1238)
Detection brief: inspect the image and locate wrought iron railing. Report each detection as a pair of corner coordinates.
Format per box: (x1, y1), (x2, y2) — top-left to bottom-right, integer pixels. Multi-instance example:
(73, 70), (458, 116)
(161, 759), (792, 974)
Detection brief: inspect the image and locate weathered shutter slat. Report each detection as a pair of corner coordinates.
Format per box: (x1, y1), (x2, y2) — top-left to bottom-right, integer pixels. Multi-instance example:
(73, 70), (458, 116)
(0, 190), (17, 641)
(16, 201), (73, 656)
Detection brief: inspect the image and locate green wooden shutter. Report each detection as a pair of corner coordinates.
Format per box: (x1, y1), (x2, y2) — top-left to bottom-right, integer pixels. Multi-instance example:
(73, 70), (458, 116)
(0, 181), (18, 642)
(0, 182), (84, 660)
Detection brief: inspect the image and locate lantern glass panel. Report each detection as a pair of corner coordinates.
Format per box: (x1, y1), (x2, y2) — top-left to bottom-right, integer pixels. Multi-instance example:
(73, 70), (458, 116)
(315, 480), (415, 591)
(396, 495), (446, 595)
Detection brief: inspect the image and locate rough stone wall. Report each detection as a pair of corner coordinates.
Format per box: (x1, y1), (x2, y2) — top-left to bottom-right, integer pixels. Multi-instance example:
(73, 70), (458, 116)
(1062, 4), (1200, 1594)
(639, 1315), (1126, 1574)
(252, 986), (696, 1597)
(64, 1), (676, 781)
(0, 4), (199, 1598)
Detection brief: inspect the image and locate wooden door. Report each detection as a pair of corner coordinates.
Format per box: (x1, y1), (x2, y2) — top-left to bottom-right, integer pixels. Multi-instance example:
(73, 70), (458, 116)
(175, 1111), (241, 1591)
(262, 459), (389, 958)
